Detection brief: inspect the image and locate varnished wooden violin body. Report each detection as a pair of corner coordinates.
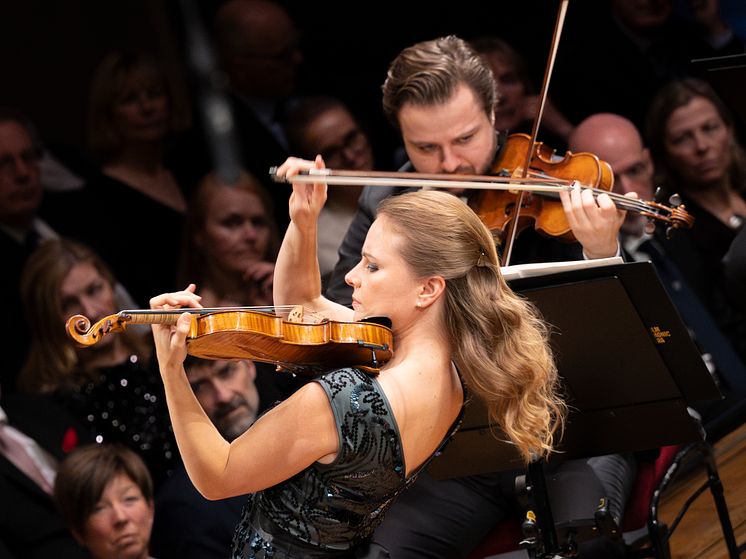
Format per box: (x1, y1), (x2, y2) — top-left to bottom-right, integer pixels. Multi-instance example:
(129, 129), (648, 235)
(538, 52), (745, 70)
(66, 306), (393, 375)
(471, 133), (615, 242)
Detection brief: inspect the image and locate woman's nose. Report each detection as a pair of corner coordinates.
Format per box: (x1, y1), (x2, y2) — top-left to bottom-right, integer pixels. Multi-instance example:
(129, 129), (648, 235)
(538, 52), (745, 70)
(692, 130), (709, 153)
(344, 263), (362, 288)
(110, 502), (129, 523)
(137, 93), (156, 112)
(242, 221), (259, 240)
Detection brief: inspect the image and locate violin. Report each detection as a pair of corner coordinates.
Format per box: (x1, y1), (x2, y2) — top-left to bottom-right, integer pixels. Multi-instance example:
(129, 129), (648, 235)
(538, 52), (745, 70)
(470, 132), (666, 242)
(65, 306), (393, 375)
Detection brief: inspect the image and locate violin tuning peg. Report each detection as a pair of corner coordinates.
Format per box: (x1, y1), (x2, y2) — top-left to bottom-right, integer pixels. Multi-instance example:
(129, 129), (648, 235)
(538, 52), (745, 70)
(668, 193), (682, 208)
(644, 219), (656, 235)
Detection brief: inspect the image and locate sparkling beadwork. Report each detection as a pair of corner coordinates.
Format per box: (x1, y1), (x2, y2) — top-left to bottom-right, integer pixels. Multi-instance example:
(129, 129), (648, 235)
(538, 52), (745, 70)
(230, 367), (466, 557)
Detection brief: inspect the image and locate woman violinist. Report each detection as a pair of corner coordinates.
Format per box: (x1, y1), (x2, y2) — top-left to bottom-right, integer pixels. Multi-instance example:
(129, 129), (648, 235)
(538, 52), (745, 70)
(318, 35), (636, 558)
(149, 152), (565, 557)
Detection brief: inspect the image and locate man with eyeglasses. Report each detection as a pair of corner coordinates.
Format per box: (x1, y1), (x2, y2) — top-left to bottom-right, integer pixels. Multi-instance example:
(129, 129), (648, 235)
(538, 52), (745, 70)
(0, 108), (49, 392)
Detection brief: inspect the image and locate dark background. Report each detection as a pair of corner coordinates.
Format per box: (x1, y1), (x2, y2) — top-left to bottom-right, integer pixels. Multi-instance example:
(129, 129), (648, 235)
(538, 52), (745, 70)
(2, 0), (745, 161)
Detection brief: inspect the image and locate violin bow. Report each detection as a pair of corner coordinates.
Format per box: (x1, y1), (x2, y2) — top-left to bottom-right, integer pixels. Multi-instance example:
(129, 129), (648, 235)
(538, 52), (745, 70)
(501, 0), (570, 267)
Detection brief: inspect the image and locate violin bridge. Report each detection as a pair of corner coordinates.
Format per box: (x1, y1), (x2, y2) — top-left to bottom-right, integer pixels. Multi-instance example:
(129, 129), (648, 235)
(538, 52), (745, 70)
(288, 305), (304, 323)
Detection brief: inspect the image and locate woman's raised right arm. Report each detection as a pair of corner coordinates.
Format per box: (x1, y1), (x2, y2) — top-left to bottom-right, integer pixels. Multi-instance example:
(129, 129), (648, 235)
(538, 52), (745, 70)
(272, 156), (354, 322)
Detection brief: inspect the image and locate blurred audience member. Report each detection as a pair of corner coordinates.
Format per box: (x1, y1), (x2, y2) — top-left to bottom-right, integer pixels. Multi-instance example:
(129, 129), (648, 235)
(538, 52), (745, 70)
(78, 49), (192, 306)
(179, 169), (279, 308)
(54, 443), (155, 559)
(151, 356), (300, 559)
(471, 35), (574, 150)
(554, 0), (745, 131)
(0, 387), (91, 558)
(569, 112), (655, 239)
(285, 96), (375, 284)
(17, 238), (177, 487)
(645, 77), (746, 363)
(0, 108), (49, 391)
(646, 78), (746, 358)
(212, 0), (304, 231)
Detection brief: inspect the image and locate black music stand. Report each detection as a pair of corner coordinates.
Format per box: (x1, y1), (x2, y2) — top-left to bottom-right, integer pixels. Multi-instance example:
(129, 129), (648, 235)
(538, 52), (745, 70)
(427, 260), (727, 557)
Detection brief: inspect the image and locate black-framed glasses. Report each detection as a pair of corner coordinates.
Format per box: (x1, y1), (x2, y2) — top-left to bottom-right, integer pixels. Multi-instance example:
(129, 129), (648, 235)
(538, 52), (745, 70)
(320, 129), (367, 166)
(0, 147), (43, 175)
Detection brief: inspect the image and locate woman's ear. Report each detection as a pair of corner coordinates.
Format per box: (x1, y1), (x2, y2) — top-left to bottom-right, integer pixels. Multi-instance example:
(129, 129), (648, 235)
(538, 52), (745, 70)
(416, 275), (446, 309)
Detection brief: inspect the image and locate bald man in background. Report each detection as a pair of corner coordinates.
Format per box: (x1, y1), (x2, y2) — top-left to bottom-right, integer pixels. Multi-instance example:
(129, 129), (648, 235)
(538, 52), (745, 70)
(569, 113), (654, 240)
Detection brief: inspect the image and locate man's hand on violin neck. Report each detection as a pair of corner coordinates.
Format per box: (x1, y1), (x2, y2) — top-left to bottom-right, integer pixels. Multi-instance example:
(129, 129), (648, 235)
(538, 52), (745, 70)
(560, 185), (625, 259)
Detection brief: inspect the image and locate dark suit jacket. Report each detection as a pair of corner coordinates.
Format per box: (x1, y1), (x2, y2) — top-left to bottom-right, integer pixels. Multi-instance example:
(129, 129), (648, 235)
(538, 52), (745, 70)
(0, 229), (34, 392)
(229, 93), (292, 226)
(151, 462), (247, 559)
(0, 393), (91, 559)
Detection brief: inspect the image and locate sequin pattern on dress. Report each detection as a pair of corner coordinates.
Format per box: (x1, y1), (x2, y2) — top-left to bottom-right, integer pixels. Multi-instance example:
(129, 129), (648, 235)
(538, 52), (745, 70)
(230, 367), (465, 558)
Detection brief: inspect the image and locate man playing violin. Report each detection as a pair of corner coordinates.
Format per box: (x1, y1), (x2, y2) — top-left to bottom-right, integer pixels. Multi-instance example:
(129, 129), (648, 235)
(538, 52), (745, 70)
(322, 35), (635, 558)
(326, 37), (625, 309)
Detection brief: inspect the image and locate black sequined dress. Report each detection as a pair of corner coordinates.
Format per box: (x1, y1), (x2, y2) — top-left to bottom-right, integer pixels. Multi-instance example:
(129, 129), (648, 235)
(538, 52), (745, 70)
(56, 354), (178, 487)
(230, 367), (464, 559)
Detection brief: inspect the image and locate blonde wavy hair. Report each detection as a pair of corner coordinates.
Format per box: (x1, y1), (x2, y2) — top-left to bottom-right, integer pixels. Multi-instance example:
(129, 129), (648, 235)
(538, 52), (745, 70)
(378, 190), (565, 462)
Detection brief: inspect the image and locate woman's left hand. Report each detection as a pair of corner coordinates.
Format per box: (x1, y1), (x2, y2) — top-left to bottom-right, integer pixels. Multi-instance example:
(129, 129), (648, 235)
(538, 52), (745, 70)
(149, 284), (202, 374)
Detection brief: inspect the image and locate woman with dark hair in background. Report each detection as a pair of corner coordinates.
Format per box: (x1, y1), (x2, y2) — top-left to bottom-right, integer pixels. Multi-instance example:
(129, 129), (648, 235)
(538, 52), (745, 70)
(645, 77), (746, 362)
(285, 96), (377, 286)
(470, 35), (574, 151)
(55, 443), (156, 559)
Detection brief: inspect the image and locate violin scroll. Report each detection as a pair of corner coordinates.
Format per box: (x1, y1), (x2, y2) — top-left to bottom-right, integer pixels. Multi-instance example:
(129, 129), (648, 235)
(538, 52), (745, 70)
(66, 311), (184, 348)
(66, 313), (127, 347)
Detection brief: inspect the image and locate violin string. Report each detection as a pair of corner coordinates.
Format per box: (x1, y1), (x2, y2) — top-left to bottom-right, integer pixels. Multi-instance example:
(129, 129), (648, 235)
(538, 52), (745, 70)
(122, 305), (298, 315)
(533, 186), (664, 216)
